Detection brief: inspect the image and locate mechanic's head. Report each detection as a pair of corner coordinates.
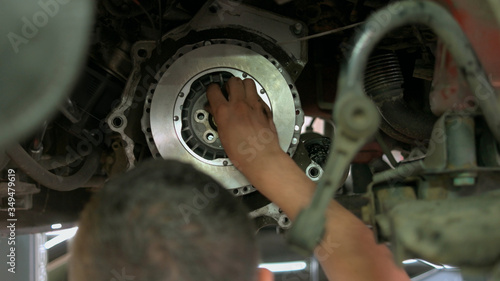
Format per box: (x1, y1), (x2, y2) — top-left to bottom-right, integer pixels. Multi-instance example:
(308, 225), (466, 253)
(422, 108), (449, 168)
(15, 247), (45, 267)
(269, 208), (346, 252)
(70, 159), (273, 281)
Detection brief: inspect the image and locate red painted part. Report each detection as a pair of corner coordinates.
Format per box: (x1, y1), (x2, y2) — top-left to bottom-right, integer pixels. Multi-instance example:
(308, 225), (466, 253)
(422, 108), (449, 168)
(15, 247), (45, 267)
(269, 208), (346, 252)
(430, 0), (500, 115)
(352, 142), (384, 164)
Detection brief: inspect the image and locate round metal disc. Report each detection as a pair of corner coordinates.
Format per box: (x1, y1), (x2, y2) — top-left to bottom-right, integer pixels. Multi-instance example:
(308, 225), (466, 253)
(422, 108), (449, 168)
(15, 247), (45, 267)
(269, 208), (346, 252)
(148, 44), (300, 189)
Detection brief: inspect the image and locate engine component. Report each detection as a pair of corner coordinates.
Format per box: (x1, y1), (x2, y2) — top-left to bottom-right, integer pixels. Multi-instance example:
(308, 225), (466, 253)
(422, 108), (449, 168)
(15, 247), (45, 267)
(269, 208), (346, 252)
(107, 0), (306, 193)
(366, 112), (500, 277)
(0, 0), (93, 149)
(292, 132), (331, 182)
(365, 53), (436, 143)
(6, 145), (101, 192)
(142, 41), (302, 190)
(288, 0), (500, 256)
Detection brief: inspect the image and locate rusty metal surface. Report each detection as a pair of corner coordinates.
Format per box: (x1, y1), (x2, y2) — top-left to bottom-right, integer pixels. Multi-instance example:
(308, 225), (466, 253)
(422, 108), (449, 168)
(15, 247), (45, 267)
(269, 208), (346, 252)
(389, 191), (500, 266)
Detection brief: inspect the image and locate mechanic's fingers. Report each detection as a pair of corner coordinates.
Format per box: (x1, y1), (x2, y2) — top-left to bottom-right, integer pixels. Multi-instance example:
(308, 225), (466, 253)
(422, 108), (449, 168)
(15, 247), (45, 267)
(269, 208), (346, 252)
(226, 77), (245, 103)
(262, 101), (273, 120)
(206, 83), (227, 112)
(242, 78), (259, 104)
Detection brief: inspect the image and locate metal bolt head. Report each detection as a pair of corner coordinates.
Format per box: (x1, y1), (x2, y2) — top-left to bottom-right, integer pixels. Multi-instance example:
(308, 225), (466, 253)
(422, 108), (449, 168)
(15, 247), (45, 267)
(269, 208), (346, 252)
(173, 116), (179, 121)
(260, 89), (266, 94)
(293, 22), (303, 35)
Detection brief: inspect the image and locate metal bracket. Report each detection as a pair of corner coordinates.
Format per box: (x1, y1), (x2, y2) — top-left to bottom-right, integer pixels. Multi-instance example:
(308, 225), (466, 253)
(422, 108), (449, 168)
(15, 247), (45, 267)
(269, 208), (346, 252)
(287, 95), (380, 253)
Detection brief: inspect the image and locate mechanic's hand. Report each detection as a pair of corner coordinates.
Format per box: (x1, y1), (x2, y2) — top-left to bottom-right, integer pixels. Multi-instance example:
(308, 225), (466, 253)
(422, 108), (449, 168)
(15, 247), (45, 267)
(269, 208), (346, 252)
(207, 77), (282, 171)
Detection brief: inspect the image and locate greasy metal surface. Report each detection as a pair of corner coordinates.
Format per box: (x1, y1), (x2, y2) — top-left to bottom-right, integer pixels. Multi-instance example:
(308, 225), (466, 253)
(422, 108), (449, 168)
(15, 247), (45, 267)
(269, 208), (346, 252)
(389, 192), (500, 266)
(106, 0), (307, 170)
(0, 1), (93, 149)
(249, 203), (291, 230)
(187, 0), (308, 74)
(143, 43), (302, 190)
(367, 109), (500, 272)
(288, 95), (380, 253)
(365, 53), (436, 142)
(423, 113), (477, 173)
(338, 0), (500, 143)
(292, 132), (331, 182)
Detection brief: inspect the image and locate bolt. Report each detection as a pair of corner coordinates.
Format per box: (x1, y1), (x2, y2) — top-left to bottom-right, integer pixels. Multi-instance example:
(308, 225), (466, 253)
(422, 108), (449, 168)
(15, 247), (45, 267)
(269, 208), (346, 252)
(260, 89), (266, 94)
(179, 92), (184, 97)
(174, 116), (179, 121)
(242, 73), (248, 78)
(223, 160), (228, 166)
(203, 41), (212, 46)
(293, 22), (303, 35)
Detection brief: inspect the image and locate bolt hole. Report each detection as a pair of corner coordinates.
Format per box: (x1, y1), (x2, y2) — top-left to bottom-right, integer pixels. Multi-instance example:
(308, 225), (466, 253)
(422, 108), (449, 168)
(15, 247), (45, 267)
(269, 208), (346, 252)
(112, 117), (123, 128)
(308, 167), (320, 178)
(206, 133), (214, 141)
(243, 187), (248, 192)
(112, 142), (121, 150)
(295, 109), (300, 115)
(233, 189), (239, 195)
(197, 112), (205, 120)
(137, 49), (147, 58)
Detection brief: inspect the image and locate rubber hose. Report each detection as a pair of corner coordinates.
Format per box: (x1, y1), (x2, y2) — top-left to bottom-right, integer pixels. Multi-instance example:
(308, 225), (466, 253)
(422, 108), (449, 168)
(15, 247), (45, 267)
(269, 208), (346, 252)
(365, 53), (436, 142)
(6, 144), (100, 191)
(339, 0), (500, 143)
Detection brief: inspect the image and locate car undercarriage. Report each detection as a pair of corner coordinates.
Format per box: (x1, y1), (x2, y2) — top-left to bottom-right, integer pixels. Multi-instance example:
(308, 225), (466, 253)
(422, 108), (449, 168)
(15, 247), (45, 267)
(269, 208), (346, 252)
(1, 0), (499, 279)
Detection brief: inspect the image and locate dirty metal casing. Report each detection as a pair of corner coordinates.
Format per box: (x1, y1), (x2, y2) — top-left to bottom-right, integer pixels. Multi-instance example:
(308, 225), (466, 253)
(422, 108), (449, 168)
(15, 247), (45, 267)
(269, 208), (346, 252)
(104, 0), (307, 228)
(106, 0), (307, 171)
(365, 112), (500, 271)
(287, 0), (500, 255)
(142, 42), (303, 190)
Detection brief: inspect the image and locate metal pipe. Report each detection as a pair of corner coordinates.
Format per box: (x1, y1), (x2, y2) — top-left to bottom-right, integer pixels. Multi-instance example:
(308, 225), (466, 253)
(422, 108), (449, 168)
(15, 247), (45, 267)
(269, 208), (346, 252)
(337, 0), (500, 143)
(6, 144), (100, 191)
(372, 160), (425, 185)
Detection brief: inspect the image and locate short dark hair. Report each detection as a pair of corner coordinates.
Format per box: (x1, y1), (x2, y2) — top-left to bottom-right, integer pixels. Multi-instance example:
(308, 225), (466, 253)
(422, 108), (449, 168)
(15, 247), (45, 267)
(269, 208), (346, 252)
(70, 159), (258, 281)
